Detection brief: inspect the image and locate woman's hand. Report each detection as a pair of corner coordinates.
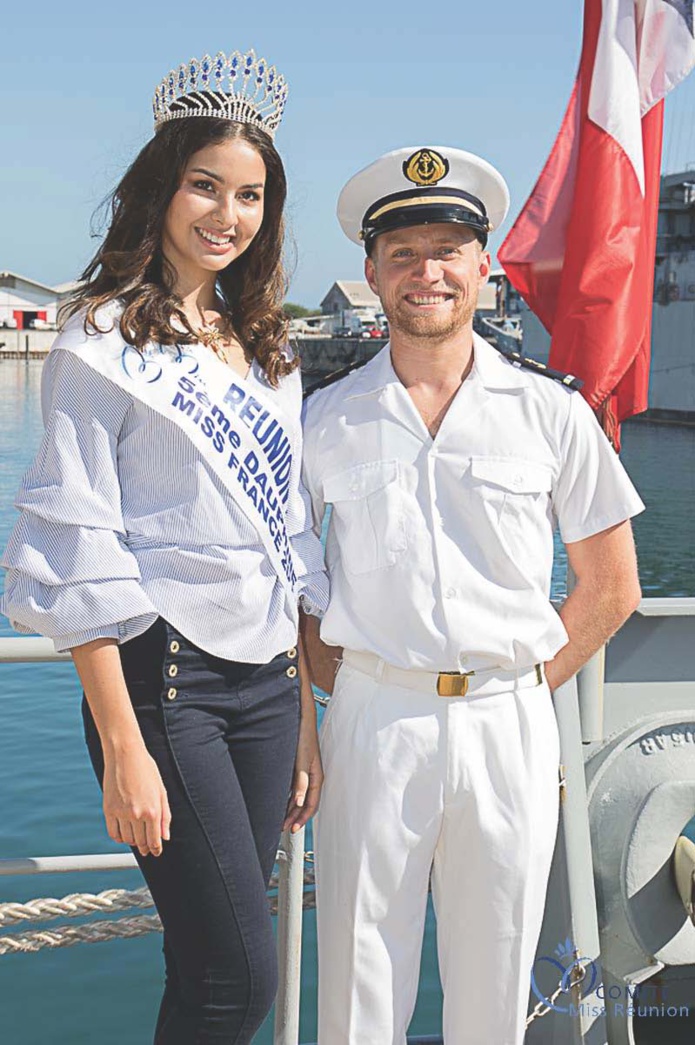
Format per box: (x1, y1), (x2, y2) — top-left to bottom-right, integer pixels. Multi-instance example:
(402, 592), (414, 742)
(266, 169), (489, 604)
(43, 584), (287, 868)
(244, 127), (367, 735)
(283, 707), (324, 834)
(103, 742), (172, 859)
(71, 639), (172, 860)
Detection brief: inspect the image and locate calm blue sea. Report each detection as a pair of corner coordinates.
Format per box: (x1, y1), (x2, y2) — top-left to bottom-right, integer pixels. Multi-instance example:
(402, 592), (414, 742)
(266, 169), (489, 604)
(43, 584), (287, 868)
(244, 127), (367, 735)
(1, 359), (693, 1044)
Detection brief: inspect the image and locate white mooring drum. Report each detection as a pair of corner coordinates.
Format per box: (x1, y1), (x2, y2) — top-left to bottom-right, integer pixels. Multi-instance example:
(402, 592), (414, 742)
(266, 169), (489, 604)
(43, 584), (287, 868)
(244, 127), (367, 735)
(586, 711), (695, 1042)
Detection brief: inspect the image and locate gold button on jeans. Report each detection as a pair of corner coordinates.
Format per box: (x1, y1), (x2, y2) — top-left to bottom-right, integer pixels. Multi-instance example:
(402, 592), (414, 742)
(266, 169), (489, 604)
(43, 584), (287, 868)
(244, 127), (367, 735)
(170, 640), (180, 653)
(167, 688), (177, 700)
(287, 647), (297, 660)
(286, 666), (298, 679)
(168, 664), (178, 678)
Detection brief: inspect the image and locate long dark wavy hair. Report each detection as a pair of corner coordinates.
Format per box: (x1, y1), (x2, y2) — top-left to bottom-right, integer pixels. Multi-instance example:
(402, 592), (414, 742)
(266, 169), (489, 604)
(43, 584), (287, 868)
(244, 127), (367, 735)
(64, 117), (294, 387)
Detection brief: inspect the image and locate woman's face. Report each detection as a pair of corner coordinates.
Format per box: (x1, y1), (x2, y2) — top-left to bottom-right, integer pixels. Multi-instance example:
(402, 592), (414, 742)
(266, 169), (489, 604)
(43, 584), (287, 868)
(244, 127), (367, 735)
(162, 138), (267, 289)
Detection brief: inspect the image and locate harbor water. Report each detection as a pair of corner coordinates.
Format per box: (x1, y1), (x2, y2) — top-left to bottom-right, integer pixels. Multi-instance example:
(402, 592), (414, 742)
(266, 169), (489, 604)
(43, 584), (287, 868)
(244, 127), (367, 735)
(1, 358), (694, 1044)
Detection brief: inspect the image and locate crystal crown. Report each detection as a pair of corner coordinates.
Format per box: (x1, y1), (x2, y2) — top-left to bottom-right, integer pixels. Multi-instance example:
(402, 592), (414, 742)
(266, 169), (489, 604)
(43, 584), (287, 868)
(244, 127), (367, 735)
(153, 49), (288, 139)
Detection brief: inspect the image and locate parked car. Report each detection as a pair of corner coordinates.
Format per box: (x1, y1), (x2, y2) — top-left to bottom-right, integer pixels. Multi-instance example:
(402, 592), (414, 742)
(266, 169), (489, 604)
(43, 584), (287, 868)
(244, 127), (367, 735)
(334, 325), (358, 338)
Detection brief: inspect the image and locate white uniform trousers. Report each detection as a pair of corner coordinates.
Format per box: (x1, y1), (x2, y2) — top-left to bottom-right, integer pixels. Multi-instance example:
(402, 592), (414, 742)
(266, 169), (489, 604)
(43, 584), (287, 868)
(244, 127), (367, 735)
(314, 658), (561, 1045)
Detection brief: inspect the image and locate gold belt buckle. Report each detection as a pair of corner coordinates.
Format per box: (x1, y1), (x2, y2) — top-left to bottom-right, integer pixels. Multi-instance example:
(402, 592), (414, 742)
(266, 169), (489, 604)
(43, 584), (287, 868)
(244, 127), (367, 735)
(436, 671), (473, 698)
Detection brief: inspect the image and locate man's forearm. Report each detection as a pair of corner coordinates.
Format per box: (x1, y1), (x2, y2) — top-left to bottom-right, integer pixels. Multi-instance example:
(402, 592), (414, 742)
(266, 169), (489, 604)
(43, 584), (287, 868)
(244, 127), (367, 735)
(545, 523), (641, 691)
(545, 582), (637, 691)
(299, 611), (343, 695)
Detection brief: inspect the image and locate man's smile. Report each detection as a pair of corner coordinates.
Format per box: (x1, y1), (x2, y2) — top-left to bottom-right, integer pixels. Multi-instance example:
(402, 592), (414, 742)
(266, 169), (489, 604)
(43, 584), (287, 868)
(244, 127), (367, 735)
(403, 291), (456, 307)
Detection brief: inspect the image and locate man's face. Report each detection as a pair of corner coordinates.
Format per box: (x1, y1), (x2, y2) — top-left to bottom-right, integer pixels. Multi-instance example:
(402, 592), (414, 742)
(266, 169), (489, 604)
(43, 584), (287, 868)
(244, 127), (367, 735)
(365, 223), (491, 342)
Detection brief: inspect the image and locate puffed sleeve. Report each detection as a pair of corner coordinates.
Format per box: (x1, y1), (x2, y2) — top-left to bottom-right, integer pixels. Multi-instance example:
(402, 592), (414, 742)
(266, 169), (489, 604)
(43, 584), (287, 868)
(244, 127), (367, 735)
(1, 346), (158, 651)
(552, 390), (645, 545)
(282, 369), (329, 619)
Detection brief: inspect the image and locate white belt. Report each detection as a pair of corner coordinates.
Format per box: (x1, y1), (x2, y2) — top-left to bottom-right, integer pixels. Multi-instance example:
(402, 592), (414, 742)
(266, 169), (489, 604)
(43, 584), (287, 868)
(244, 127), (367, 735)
(342, 649), (544, 698)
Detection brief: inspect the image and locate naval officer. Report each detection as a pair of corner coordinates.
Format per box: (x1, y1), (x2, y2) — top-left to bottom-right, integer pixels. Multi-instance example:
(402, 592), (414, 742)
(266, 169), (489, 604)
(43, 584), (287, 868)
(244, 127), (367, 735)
(300, 145), (645, 1044)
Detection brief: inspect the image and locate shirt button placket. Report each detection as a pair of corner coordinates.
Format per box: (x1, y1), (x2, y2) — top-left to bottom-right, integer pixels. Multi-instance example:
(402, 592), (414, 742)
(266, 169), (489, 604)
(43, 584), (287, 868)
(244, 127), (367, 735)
(429, 449), (460, 661)
(428, 450), (447, 567)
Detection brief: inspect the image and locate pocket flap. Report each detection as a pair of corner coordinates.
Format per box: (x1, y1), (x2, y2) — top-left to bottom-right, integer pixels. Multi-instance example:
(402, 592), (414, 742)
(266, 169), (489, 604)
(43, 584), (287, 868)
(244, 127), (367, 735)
(324, 460), (399, 502)
(470, 457), (552, 494)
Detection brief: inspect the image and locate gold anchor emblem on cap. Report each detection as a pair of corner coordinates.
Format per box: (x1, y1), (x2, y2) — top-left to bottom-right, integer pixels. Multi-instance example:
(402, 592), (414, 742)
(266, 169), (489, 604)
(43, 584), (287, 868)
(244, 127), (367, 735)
(403, 148), (450, 186)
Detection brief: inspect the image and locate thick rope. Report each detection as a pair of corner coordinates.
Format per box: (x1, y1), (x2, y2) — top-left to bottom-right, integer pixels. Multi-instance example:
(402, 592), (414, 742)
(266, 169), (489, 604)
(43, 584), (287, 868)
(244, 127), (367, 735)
(0, 915), (163, 954)
(0, 858), (317, 954)
(0, 894), (318, 953)
(0, 887), (154, 927)
(0, 862), (316, 930)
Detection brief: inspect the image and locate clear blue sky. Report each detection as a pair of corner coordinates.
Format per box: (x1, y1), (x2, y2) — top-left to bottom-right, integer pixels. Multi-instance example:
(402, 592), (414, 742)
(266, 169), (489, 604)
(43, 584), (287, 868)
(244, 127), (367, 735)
(2, 0), (694, 307)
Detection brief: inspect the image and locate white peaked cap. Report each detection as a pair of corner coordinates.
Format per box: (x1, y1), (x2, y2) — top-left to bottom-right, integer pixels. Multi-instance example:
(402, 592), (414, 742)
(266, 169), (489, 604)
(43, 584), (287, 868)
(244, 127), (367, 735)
(337, 145), (510, 249)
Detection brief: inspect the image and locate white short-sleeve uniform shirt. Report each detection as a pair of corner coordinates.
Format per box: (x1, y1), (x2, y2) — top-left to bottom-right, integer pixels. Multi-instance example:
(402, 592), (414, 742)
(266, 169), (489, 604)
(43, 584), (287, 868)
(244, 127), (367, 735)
(301, 333), (645, 672)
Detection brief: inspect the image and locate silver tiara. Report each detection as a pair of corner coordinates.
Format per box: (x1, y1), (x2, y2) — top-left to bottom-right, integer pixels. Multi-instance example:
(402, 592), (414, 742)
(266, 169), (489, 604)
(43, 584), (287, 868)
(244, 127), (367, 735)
(152, 49), (288, 139)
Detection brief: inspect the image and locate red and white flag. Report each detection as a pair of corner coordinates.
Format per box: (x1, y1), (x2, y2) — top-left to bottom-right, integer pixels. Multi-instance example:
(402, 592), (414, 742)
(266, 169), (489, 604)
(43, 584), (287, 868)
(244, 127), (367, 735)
(498, 0), (695, 447)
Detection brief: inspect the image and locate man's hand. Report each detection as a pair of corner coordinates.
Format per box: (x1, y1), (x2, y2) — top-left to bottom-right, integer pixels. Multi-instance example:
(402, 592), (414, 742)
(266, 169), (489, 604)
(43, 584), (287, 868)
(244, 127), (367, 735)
(545, 520), (641, 691)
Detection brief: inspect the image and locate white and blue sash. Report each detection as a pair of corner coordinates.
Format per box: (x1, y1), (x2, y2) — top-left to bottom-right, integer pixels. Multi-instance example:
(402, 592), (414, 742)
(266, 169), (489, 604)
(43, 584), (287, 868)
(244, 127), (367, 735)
(57, 317), (300, 596)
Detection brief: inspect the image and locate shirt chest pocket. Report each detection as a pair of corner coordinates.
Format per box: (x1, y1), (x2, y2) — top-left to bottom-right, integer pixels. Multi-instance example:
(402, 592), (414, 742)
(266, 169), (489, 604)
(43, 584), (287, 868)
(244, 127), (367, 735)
(468, 457), (553, 524)
(323, 460), (408, 575)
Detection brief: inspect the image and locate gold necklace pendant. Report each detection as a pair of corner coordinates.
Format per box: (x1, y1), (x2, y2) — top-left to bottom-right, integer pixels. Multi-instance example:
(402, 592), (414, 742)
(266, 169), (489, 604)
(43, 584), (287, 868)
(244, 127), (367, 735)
(195, 316), (252, 374)
(197, 322), (230, 363)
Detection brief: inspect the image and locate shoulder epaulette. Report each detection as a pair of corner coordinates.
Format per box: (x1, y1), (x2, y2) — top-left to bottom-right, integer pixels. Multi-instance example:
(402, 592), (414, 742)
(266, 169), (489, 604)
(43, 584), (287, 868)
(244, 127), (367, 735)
(303, 359), (369, 399)
(494, 345), (584, 391)
(303, 345), (584, 399)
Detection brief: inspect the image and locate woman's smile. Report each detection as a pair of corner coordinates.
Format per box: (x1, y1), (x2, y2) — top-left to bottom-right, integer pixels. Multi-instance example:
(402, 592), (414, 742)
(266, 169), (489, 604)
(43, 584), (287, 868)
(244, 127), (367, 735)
(194, 226), (237, 252)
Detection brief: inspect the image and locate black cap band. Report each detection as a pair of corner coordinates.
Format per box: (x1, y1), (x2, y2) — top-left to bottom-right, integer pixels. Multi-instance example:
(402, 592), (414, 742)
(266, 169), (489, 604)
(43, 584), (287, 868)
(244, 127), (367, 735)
(361, 187), (490, 251)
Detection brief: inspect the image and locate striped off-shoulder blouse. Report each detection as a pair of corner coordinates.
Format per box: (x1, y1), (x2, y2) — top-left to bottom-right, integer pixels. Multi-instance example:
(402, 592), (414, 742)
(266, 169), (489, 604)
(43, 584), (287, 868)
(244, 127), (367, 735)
(1, 314), (329, 662)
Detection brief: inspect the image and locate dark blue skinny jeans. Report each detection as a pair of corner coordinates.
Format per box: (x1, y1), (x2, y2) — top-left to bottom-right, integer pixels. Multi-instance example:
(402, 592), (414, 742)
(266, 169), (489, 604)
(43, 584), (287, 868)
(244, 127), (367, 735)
(82, 617), (301, 1044)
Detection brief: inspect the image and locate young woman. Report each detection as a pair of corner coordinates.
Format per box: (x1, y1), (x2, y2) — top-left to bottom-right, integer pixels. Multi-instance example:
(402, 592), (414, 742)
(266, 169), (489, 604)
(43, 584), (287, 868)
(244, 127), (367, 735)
(2, 49), (328, 1044)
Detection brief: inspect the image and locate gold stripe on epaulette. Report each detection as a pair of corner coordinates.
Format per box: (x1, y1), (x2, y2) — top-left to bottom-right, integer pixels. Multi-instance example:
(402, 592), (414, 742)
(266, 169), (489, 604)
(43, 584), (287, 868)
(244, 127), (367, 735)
(495, 345), (582, 390)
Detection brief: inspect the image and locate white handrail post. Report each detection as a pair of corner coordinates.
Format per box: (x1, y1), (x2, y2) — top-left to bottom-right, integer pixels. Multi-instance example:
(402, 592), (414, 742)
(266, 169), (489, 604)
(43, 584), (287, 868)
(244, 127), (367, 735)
(274, 826), (305, 1045)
